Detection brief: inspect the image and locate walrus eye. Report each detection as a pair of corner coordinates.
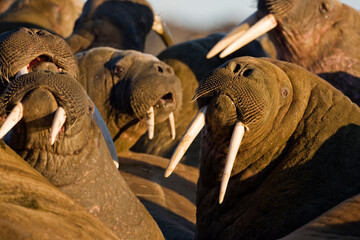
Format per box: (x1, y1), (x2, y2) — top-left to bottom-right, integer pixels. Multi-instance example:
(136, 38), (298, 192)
(113, 66), (125, 77)
(319, 1), (331, 16)
(281, 88), (289, 98)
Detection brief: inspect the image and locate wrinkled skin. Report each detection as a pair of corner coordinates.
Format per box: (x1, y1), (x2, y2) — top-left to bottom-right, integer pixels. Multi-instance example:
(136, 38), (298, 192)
(75, 47), (182, 152)
(0, 28), (164, 239)
(0, 0), (83, 37)
(0, 141), (120, 240)
(257, 0), (360, 105)
(194, 57), (360, 239)
(67, 0), (154, 53)
(118, 151), (198, 240)
(0, 27), (78, 92)
(132, 33), (267, 166)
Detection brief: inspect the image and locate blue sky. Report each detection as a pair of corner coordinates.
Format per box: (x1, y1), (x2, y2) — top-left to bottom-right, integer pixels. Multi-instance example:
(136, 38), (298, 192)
(147, 0), (360, 31)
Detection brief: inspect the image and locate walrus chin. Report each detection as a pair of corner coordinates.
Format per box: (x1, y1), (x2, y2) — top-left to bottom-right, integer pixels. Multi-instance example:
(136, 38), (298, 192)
(164, 103), (249, 204)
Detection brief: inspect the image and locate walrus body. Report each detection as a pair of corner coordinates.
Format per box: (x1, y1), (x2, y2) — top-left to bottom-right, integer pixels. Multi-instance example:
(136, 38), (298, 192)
(0, 28), (164, 239)
(0, 0), (83, 37)
(118, 151), (198, 240)
(0, 141), (120, 240)
(192, 57), (360, 239)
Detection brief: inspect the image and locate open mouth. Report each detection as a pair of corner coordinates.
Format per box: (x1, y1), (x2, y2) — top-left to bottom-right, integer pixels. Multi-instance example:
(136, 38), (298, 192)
(15, 55), (63, 79)
(144, 92), (176, 141)
(154, 92), (175, 111)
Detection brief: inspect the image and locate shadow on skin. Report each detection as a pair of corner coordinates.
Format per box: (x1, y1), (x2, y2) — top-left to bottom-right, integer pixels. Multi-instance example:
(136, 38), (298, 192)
(118, 153), (197, 205)
(139, 198), (195, 240)
(198, 124), (360, 239)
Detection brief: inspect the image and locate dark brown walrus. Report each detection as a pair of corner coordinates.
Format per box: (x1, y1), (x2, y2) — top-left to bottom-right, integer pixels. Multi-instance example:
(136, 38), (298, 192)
(165, 57), (360, 239)
(0, 141), (119, 240)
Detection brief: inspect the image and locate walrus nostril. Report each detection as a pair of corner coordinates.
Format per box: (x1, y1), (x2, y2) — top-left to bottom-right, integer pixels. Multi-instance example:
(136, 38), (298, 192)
(161, 92), (173, 101)
(233, 64), (241, 74)
(242, 68), (253, 77)
(158, 66), (163, 73)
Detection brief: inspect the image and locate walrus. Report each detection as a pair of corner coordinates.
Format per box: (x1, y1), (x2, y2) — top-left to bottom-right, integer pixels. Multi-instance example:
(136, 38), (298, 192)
(207, 0), (360, 105)
(165, 57), (360, 239)
(0, 0), (84, 37)
(67, 0), (173, 53)
(75, 47), (182, 153)
(0, 141), (120, 240)
(0, 28), (164, 239)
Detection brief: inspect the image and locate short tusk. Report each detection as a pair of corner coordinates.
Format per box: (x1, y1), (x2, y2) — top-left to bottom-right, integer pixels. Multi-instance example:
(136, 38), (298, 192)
(168, 112), (176, 140)
(152, 14), (174, 47)
(164, 106), (207, 177)
(219, 14), (277, 58)
(15, 66), (29, 79)
(146, 106), (155, 140)
(0, 102), (23, 139)
(49, 107), (66, 145)
(207, 12), (258, 59)
(219, 121), (247, 204)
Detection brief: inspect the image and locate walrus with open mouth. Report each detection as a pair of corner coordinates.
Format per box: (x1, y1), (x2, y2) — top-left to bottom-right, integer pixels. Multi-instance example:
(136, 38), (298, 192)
(0, 28), (164, 240)
(165, 57), (360, 239)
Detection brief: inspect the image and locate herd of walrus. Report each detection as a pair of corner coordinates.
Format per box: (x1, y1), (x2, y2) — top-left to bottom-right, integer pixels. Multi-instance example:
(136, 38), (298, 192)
(0, 0), (359, 239)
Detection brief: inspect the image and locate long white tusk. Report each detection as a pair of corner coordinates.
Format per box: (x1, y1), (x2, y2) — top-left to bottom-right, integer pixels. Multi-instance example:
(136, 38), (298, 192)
(146, 106), (155, 140)
(15, 66), (29, 79)
(164, 106), (207, 177)
(207, 12), (258, 59)
(219, 14), (277, 58)
(0, 102), (23, 139)
(219, 121), (247, 204)
(49, 107), (66, 145)
(168, 112), (176, 140)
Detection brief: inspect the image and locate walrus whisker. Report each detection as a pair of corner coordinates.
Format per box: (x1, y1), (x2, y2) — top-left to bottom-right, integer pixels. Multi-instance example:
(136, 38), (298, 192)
(219, 14), (277, 58)
(49, 107), (66, 145)
(168, 112), (176, 140)
(15, 66), (29, 80)
(0, 102), (23, 139)
(164, 106), (207, 177)
(219, 121), (247, 204)
(207, 12), (258, 59)
(146, 106), (155, 140)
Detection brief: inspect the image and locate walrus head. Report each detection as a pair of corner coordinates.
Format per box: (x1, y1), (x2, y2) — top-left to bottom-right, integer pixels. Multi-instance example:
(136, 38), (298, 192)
(76, 47), (182, 152)
(165, 57), (296, 203)
(207, 0), (360, 76)
(66, 0), (174, 53)
(0, 27), (78, 92)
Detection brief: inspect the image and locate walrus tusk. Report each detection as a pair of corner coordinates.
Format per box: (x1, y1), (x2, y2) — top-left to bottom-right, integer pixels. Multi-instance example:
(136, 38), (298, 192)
(219, 14), (277, 58)
(49, 107), (66, 145)
(164, 106), (207, 177)
(0, 102), (23, 139)
(15, 66), (29, 79)
(146, 106), (155, 140)
(206, 12), (258, 59)
(168, 112), (176, 140)
(219, 121), (247, 204)
(152, 14), (174, 47)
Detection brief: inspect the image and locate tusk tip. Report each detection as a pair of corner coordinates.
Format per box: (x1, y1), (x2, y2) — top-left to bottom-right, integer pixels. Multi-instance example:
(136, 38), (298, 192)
(164, 169), (173, 178)
(219, 191), (226, 204)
